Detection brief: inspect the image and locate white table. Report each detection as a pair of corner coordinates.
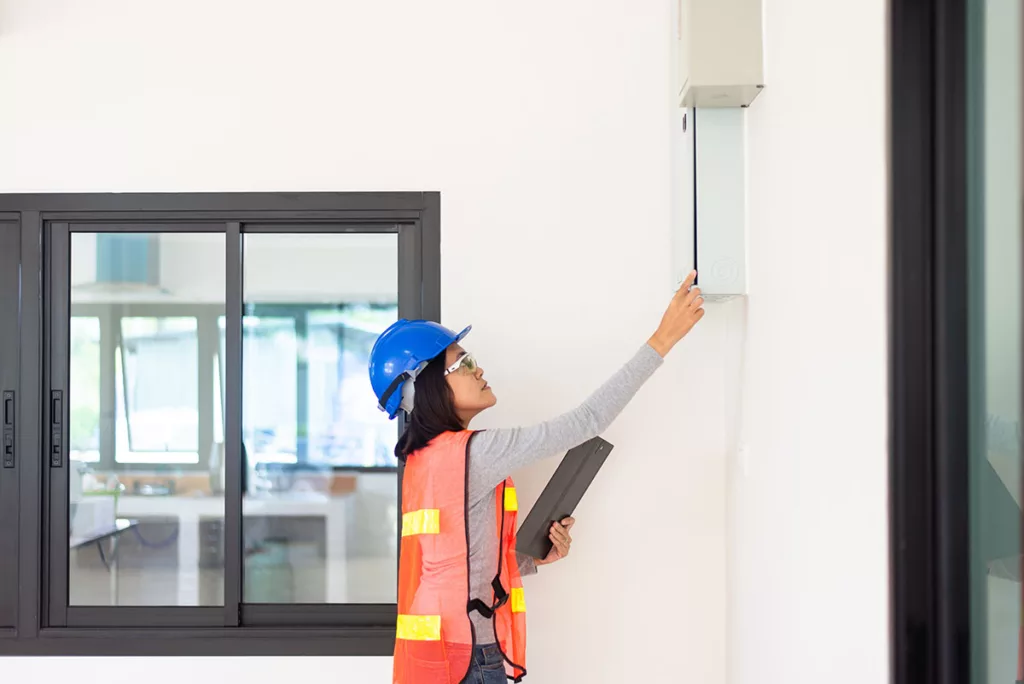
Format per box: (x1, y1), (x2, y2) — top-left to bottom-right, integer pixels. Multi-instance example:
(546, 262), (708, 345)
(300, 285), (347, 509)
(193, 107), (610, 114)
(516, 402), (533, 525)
(69, 518), (139, 606)
(116, 492), (350, 604)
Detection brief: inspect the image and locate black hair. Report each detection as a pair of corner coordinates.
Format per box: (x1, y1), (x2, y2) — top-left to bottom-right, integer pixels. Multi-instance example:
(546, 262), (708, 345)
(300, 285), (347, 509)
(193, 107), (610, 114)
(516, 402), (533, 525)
(394, 352), (464, 462)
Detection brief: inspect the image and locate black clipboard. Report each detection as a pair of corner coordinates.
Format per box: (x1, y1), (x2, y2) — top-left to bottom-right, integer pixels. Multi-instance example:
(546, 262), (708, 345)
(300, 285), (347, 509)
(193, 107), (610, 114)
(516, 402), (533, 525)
(515, 437), (614, 560)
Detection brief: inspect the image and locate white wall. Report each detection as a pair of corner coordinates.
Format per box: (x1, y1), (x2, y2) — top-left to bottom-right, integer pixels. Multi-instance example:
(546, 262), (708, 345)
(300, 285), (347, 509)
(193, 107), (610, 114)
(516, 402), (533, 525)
(729, 1), (890, 684)
(0, 1), (730, 683)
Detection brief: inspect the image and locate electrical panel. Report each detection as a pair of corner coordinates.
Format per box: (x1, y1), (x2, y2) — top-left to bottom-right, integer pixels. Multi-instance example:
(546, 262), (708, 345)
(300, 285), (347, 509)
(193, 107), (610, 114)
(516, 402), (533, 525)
(671, 108), (748, 300)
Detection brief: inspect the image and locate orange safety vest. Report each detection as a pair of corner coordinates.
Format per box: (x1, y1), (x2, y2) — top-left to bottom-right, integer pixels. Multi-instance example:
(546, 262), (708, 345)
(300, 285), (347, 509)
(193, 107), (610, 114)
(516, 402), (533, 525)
(393, 430), (528, 683)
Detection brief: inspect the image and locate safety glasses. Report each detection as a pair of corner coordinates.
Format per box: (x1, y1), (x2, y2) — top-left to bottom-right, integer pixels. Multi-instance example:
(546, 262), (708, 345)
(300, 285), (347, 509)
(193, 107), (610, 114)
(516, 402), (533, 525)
(444, 352), (479, 376)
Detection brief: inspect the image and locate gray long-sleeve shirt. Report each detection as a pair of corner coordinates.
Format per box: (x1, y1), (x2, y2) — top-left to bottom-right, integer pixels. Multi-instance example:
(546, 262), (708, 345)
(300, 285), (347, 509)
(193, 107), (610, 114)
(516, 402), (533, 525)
(465, 343), (663, 643)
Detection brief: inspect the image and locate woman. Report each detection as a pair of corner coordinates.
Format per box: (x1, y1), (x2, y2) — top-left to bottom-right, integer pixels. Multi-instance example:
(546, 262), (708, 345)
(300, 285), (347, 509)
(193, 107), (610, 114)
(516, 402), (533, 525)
(369, 271), (705, 684)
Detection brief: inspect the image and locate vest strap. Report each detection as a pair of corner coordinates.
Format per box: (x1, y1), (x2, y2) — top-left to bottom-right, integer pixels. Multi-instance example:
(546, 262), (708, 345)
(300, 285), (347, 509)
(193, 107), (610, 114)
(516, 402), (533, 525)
(466, 575), (509, 620)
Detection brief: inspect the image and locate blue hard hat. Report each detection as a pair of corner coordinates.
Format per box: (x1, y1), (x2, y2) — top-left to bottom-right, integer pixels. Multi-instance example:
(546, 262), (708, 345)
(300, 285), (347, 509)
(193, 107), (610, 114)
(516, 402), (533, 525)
(369, 319), (472, 419)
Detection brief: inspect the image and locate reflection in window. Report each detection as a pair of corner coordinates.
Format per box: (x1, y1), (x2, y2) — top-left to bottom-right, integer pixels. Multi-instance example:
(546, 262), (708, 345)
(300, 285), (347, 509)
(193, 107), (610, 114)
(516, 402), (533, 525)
(218, 316), (300, 465)
(307, 306), (398, 468)
(69, 317), (101, 463)
(968, 0), (1023, 680)
(243, 316), (298, 464)
(117, 317), (199, 464)
(240, 232), (400, 604)
(68, 231), (225, 607)
(218, 305), (398, 469)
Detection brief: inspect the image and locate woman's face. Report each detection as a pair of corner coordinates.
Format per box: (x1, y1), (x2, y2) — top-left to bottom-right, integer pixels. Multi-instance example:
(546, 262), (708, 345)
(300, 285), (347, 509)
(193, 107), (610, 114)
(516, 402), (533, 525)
(444, 343), (497, 424)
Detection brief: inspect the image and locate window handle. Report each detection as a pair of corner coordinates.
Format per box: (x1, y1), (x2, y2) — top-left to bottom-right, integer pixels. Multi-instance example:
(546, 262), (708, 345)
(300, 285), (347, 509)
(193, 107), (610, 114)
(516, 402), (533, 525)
(2, 390), (13, 469)
(50, 390), (62, 468)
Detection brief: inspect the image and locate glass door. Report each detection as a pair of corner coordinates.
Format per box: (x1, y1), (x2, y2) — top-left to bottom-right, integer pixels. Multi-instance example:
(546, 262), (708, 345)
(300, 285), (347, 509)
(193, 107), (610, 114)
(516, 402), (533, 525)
(0, 220), (20, 630)
(967, 0), (1023, 681)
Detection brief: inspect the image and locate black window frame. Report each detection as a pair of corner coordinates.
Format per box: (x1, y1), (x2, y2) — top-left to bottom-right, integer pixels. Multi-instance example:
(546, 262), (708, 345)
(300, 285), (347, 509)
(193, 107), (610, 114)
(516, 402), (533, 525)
(0, 192), (440, 656)
(0, 216), (23, 635)
(889, 0), (976, 683)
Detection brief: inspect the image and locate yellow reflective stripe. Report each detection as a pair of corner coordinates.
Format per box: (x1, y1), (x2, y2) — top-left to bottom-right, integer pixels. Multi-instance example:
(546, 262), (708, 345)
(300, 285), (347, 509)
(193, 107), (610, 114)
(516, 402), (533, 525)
(504, 487), (518, 512)
(402, 509), (440, 537)
(396, 614), (441, 641)
(510, 587), (526, 613)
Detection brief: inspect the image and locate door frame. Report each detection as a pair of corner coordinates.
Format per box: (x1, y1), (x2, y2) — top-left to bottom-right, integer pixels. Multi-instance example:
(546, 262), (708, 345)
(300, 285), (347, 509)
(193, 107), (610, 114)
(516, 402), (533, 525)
(889, 0), (973, 683)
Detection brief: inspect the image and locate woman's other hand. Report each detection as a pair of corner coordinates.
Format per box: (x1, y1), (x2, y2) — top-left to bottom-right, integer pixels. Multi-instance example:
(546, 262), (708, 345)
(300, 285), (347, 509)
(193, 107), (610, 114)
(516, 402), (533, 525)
(648, 270), (705, 357)
(535, 517), (575, 566)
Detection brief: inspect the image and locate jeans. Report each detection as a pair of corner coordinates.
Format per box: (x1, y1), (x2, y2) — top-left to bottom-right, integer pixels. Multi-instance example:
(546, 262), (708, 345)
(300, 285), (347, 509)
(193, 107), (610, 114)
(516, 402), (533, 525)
(461, 643), (507, 684)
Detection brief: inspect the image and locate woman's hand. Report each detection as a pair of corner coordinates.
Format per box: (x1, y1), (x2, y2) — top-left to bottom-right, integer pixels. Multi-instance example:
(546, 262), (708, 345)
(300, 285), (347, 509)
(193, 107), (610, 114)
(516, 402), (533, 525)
(535, 517), (575, 566)
(648, 270), (705, 357)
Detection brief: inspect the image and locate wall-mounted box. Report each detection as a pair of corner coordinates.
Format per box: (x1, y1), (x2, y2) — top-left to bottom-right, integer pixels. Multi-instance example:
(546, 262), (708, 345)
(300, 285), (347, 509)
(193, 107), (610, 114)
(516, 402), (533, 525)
(671, 108), (748, 301)
(677, 0), (765, 108)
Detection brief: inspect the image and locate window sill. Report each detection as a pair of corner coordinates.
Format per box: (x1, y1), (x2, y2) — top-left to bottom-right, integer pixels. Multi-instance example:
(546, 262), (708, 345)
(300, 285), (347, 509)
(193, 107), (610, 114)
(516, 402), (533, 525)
(0, 626), (395, 656)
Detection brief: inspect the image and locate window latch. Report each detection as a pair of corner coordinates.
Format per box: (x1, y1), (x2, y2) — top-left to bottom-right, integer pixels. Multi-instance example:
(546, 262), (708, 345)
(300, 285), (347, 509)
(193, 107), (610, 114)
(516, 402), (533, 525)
(50, 390), (62, 468)
(2, 390), (13, 469)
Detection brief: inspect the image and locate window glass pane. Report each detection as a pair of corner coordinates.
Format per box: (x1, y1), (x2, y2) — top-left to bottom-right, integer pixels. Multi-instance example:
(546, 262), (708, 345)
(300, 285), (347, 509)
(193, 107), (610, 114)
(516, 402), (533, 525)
(968, 0), (1023, 681)
(70, 317), (101, 463)
(69, 232), (225, 607)
(241, 233), (398, 604)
